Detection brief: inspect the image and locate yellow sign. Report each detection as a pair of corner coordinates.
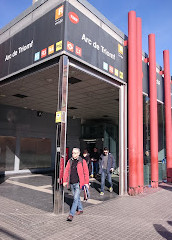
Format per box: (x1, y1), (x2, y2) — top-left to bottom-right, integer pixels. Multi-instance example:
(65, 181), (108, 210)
(114, 68), (119, 77)
(118, 44), (123, 55)
(119, 71), (123, 79)
(56, 40), (62, 51)
(55, 111), (62, 123)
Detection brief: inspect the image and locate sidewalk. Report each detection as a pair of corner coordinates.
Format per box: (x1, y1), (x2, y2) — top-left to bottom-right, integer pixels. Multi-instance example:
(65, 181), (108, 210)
(0, 174), (172, 240)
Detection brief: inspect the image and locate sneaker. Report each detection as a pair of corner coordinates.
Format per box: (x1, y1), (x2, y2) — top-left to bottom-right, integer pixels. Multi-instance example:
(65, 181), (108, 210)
(90, 174), (94, 178)
(109, 187), (113, 193)
(100, 192), (104, 196)
(67, 215), (73, 221)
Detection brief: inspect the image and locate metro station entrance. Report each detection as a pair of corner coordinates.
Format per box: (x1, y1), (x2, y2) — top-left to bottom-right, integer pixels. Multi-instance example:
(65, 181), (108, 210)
(0, 55), (127, 213)
(54, 56), (127, 213)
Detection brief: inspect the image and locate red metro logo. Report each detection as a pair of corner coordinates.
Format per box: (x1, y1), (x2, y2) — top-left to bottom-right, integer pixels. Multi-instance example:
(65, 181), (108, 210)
(68, 12), (79, 24)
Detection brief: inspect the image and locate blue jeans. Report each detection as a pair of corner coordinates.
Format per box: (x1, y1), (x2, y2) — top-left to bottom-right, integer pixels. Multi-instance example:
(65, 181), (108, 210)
(70, 183), (83, 216)
(91, 161), (99, 175)
(101, 169), (112, 192)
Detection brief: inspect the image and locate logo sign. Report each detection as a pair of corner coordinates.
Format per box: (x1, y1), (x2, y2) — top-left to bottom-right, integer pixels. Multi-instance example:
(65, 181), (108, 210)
(34, 52), (40, 61)
(75, 46), (82, 57)
(48, 44), (54, 55)
(68, 12), (79, 24)
(109, 65), (114, 74)
(67, 41), (74, 52)
(56, 40), (62, 52)
(119, 71), (123, 79)
(115, 68), (118, 76)
(55, 5), (64, 20)
(41, 48), (47, 58)
(118, 43), (123, 59)
(103, 62), (108, 71)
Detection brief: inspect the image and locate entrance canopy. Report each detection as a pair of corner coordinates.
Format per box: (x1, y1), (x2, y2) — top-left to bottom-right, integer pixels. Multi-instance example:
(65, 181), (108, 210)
(0, 63), (119, 124)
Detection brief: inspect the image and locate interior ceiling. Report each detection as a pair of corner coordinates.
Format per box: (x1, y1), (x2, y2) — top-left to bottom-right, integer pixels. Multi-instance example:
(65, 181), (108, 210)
(0, 65), (119, 124)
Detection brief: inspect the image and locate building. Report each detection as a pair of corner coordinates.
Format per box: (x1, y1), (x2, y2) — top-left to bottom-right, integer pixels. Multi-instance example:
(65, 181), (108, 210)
(0, 0), (172, 199)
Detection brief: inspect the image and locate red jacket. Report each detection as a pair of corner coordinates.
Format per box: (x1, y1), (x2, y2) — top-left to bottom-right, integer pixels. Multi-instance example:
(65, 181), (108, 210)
(63, 157), (89, 189)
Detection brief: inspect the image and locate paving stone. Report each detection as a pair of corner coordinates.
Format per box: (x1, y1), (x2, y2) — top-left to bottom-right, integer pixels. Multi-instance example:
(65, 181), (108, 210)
(0, 174), (172, 240)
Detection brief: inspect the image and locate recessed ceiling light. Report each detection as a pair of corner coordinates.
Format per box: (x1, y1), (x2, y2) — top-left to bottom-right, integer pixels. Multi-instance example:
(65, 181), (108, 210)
(68, 106), (77, 110)
(68, 77), (81, 85)
(19, 87), (25, 90)
(0, 94), (6, 97)
(46, 78), (53, 83)
(13, 94), (28, 98)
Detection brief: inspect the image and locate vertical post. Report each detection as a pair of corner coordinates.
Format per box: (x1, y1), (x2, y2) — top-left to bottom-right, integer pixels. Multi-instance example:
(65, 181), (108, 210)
(163, 50), (172, 183)
(136, 17), (144, 192)
(14, 135), (20, 172)
(148, 34), (159, 188)
(119, 85), (127, 195)
(54, 55), (69, 214)
(128, 11), (138, 195)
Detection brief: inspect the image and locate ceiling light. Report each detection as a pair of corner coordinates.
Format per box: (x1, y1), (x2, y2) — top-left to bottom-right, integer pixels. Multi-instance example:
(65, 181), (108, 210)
(68, 106), (77, 110)
(68, 77), (81, 85)
(46, 78), (53, 83)
(0, 94), (6, 97)
(13, 94), (28, 98)
(37, 111), (43, 117)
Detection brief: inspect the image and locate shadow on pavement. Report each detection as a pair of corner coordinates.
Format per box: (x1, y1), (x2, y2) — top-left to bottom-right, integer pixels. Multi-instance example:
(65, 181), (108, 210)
(0, 172), (119, 214)
(0, 227), (25, 240)
(153, 223), (172, 240)
(0, 173), (6, 184)
(159, 183), (172, 192)
(167, 221), (172, 226)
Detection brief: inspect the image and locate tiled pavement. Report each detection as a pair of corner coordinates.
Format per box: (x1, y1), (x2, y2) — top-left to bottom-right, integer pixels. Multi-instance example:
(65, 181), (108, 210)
(0, 174), (172, 240)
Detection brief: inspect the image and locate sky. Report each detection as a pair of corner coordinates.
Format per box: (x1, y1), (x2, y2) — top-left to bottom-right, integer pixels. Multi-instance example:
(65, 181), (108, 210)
(0, 0), (172, 74)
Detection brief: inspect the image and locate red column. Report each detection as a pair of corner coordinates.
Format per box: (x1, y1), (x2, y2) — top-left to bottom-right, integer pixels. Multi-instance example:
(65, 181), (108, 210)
(163, 50), (172, 183)
(136, 17), (144, 192)
(128, 11), (138, 195)
(148, 34), (159, 187)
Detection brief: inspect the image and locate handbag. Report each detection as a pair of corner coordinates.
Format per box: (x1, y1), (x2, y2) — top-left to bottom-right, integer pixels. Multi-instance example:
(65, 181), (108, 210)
(83, 185), (90, 201)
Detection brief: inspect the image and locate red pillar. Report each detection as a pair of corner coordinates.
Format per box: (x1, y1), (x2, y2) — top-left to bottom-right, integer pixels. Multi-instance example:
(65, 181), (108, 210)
(128, 11), (138, 195)
(148, 34), (159, 188)
(163, 50), (172, 183)
(136, 17), (144, 192)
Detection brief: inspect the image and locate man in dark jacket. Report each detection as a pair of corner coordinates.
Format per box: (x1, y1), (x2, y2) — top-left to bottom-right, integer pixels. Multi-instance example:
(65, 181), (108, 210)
(63, 148), (89, 221)
(99, 147), (115, 196)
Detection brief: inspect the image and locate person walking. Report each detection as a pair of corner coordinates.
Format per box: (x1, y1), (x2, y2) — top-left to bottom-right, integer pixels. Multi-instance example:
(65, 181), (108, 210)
(99, 147), (115, 196)
(63, 148), (89, 221)
(83, 149), (92, 175)
(90, 147), (99, 177)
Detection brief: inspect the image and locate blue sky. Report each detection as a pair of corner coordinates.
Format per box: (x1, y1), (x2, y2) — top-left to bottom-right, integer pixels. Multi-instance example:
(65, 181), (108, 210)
(0, 0), (172, 74)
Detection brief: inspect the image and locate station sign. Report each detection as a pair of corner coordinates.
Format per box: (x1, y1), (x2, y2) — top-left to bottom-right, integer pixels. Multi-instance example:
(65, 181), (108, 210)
(142, 61), (164, 103)
(0, 3), (65, 80)
(64, 2), (127, 83)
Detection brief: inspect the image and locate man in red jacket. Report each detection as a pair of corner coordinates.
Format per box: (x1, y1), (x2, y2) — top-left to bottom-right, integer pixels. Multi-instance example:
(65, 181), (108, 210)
(63, 148), (89, 221)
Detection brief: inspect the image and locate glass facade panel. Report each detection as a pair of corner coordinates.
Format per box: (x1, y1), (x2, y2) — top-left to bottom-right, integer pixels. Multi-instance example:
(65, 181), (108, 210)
(20, 137), (51, 169)
(143, 96), (151, 185)
(143, 96), (167, 185)
(157, 102), (166, 181)
(0, 136), (16, 171)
